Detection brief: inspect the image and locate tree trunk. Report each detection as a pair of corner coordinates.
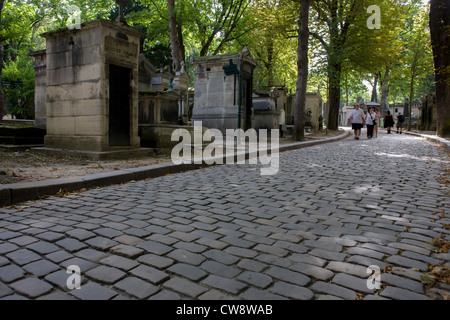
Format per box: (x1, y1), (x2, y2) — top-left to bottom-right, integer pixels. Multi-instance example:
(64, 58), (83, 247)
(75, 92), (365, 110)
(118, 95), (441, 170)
(409, 74), (415, 131)
(326, 60), (341, 131)
(0, 0), (6, 121)
(267, 40), (275, 87)
(294, 0), (311, 141)
(430, 0), (450, 137)
(371, 74), (378, 103)
(379, 68), (390, 116)
(167, 0), (184, 72)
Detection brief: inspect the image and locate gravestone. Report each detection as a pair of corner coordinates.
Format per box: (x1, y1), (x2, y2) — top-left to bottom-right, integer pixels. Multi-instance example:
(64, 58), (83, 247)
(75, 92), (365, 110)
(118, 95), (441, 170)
(41, 19), (142, 152)
(253, 86), (288, 134)
(252, 91), (280, 131)
(285, 92), (323, 132)
(137, 55), (191, 148)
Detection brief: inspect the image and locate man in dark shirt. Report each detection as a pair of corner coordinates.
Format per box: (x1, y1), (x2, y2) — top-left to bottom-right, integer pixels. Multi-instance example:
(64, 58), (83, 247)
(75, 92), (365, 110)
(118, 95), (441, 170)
(396, 113), (406, 134)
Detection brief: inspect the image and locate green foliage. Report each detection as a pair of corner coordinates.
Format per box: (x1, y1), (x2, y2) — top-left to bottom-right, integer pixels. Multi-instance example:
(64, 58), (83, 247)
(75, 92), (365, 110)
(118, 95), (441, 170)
(2, 49), (35, 119)
(0, 0), (438, 118)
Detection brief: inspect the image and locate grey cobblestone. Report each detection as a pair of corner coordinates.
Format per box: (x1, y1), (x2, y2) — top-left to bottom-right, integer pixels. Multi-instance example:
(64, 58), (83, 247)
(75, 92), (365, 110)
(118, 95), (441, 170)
(237, 271), (272, 289)
(0, 281), (13, 298)
(310, 248), (347, 262)
(60, 257), (95, 272)
(326, 261), (368, 278)
(99, 255), (139, 271)
(163, 277), (208, 298)
(74, 248), (108, 262)
(202, 275), (247, 294)
(55, 238), (88, 253)
(380, 286), (431, 300)
(200, 261), (241, 278)
(167, 263), (206, 281)
(110, 244), (144, 258)
(386, 255), (428, 271)
(113, 277), (158, 299)
(22, 260), (60, 277)
(9, 278), (53, 298)
(265, 266), (310, 286)
(240, 288), (287, 300)
(291, 262), (334, 281)
(85, 237), (119, 250)
(269, 282), (314, 300)
(1, 131), (448, 301)
(310, 281), (357, 300)
(331, 273), (375, 294)
(0, 242), (18, 255)
(6, 249), (41, 266)
(137, 254), (174, 269)
(70, 282), (118, 300)
(85, 265), (126, 284)
(46, 250), (73, 264)
(26, 241), (59, 255)
(0, 264), (25, 283)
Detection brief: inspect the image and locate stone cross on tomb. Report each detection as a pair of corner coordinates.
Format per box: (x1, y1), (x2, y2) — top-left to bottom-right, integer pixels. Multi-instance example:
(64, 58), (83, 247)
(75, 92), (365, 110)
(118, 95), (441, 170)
(115, 0), (127, 22)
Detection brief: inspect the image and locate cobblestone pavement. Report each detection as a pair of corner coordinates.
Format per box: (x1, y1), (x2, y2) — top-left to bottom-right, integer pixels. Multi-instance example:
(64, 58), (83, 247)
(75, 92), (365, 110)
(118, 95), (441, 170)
(0, 130), (449, 300)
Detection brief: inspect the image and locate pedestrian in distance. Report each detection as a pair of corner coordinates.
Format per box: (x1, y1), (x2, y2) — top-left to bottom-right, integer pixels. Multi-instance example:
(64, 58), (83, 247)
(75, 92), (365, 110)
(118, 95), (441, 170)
(349, 103), (365, 140)
(373, 108), (380, 138)
(384, 111), (395, 134)
(365, 107), (376, 139)
(396, 112), (406, 134)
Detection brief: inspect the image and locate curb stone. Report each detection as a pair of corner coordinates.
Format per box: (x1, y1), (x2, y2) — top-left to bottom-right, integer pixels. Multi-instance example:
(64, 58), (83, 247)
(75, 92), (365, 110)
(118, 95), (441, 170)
(0, 131), (351, 207)
(404, 131), (450, 152)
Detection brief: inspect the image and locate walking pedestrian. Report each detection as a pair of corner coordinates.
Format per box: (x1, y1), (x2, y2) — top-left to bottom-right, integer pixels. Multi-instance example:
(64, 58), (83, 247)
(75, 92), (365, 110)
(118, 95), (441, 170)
(349, 104), (365, 140)
(396, 112), (406, 134)
(365, 107), (375, 139)
(373, 108), (380, 138)
(384, 111), (395, 134)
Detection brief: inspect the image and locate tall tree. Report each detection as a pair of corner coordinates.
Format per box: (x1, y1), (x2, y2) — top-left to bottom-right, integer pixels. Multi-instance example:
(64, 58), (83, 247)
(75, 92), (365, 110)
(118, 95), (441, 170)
(430, 0), (450, 137)
(343, 0), (406, 115)
(294, 0), (310, 141)
(309, 0), (364, 131)
(191, 0), (250, 56)
(403, 6), (433, 130)
(241, 0), (299, 90)
(167, 0), (185, 72)
(0, 0), (6, 121)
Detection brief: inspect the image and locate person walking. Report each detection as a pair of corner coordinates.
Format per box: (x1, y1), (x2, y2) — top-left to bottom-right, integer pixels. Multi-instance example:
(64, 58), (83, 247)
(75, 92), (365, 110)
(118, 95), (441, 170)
(373, 108), (380, 138)
(396, 112), (406, 134)
(365, 107), (375, 139)
(384, 111), (395, 134)
(349, 104), (365, 140)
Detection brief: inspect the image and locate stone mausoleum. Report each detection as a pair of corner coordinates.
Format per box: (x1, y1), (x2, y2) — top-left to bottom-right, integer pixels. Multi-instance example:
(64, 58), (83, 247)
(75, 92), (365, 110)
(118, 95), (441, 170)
(191, 49), (257, 133)
(40, 19), (142, 153)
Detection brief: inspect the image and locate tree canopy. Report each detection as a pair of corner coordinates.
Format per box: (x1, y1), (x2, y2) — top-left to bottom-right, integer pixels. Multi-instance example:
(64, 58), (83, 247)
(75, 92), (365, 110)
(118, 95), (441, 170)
(0, 0), (441, 125)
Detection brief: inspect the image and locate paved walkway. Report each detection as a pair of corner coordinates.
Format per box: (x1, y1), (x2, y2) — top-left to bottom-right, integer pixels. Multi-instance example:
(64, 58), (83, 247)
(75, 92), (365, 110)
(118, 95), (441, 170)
(0, 129), (449, 300)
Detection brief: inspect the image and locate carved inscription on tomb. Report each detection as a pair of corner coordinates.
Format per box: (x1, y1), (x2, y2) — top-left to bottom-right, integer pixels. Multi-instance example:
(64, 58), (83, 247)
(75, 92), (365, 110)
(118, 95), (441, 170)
(105, 36), (138, 60)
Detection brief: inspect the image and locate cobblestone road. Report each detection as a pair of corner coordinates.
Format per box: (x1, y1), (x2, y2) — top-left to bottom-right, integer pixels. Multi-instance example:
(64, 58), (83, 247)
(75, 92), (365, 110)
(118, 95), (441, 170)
(1, 130), (449, 300)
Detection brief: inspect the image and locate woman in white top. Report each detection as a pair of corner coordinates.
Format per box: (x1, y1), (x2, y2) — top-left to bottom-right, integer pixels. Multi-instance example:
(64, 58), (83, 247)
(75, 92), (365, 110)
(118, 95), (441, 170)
(365, 108), (376, 139)
(373, 108), (380, 138)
